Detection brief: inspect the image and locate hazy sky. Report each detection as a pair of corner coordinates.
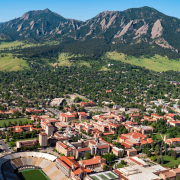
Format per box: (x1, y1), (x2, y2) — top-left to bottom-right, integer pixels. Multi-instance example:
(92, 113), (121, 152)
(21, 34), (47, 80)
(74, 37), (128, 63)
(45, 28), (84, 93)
(0, 0), (180, 22)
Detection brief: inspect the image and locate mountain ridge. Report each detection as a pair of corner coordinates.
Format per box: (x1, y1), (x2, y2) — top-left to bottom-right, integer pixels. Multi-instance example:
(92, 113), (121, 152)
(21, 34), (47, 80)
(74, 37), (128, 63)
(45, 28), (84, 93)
(1, 6), (180, 60)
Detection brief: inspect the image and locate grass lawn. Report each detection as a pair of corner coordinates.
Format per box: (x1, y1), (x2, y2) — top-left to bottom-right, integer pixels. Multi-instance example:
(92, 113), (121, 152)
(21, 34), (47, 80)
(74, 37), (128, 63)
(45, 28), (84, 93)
(0, 118), (30, 127)
(57, 53), (91, 67)
(0, 41), (39, 50)
(91, 176), (100, 180)
(156, 133), (163, 140)
(0, 53), (29, 71)
(99, 174), (108, 180)
(57, 53), (74, 66)
(100, 66), (110, 71)
(156, 133), (171, 140)
(106, 51), (180, 72)
(17, 169), (50, 180)
(106, 173), (116, 178)
(162, 156), (180, 168)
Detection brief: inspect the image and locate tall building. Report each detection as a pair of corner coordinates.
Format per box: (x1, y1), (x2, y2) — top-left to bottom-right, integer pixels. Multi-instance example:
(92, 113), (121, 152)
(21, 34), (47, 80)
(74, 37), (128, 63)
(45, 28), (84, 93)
(39, 133), (48, 147)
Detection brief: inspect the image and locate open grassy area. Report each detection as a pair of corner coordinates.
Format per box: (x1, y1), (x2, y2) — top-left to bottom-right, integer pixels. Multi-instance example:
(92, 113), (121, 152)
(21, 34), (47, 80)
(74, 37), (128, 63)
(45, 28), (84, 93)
(0, 41), (37, 50)
(17, 169), (50, 180)
(78, 60), (91, 67)
(0, 54), (29, 71)
(162, 156), (180, 168)
(0, 118), (30, 127)
(106, 51), (180, 72)
(57, 53), (75, 66)
(57, 53), (91, 67)
(156, 133), (171, 140)
(100, 66), (110, 71)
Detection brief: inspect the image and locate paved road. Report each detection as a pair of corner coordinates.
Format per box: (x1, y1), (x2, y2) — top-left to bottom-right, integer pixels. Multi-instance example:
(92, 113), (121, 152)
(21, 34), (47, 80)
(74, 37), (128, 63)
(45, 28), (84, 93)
(0, 140), (12, 153)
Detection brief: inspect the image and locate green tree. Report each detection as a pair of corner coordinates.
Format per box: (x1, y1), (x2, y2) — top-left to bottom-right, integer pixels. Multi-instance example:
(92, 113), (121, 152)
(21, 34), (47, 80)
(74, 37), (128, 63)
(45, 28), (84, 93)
(102, 165), (108, 171)
(155, 144), (160, 155)
(157, 156), (161, 164)
(176, 176), (180, 180)
(23, 132), (26, 139)
(8, 121), (11, 127)
(19, 121), (22, 126)
(161, 155), (164, 164)
(9, 141), (15, 147)
(85, 153), (91, 160)
(6, 136), (9, 142)
(2, 122), (6, 128)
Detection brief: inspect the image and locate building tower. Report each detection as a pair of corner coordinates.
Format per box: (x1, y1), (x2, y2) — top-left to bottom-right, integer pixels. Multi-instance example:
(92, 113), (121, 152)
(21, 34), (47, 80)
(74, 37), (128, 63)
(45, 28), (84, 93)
(39, 133), (48, 147)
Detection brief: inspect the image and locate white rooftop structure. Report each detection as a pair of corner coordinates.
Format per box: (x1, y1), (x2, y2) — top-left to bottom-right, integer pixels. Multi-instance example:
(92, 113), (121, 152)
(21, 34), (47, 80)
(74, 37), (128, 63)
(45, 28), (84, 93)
(117, 164), (166, 180)
(131, 157), (148, 166)
(113, 147), (124, 151)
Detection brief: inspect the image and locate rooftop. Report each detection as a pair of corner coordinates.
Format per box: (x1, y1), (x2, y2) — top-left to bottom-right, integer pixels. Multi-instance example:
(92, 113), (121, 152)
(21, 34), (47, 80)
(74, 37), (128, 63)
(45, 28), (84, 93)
(116, 164), (166, 180)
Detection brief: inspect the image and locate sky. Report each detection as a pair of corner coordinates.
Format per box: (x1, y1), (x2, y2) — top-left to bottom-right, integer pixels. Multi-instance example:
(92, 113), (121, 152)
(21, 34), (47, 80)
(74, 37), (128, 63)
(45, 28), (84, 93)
(0, 0), (180, 22)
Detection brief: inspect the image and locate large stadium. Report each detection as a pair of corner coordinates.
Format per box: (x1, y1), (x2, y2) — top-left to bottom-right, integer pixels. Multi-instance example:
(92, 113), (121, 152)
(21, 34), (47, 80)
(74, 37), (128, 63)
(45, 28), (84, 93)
(0, 152), (70, 180)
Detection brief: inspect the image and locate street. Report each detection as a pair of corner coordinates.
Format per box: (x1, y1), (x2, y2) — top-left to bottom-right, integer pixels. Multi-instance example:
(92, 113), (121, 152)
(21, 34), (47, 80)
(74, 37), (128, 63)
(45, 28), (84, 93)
(0, 140), (12, 153)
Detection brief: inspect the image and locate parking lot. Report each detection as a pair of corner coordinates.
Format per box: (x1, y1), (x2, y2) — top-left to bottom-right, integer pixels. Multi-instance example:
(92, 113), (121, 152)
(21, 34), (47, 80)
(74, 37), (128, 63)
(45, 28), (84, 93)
(46, 108), (62, 119)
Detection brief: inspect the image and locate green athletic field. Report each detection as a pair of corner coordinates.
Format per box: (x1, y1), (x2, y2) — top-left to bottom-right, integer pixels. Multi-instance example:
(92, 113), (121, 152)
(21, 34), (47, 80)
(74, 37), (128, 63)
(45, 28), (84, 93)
(17, 169), (50, 180)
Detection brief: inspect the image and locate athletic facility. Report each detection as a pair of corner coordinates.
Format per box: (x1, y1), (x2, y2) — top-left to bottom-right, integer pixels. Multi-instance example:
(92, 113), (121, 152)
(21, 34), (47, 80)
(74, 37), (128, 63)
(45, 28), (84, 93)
(0, 152), (70, 180)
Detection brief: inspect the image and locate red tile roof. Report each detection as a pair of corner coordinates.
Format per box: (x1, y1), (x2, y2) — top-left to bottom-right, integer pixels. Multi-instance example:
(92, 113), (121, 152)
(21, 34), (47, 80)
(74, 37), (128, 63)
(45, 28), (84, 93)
(76, 147), (91, 152)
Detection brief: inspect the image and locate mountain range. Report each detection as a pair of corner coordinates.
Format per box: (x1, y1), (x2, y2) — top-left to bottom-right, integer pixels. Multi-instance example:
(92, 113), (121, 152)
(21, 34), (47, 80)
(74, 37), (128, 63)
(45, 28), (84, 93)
(1, 6), (180, 59)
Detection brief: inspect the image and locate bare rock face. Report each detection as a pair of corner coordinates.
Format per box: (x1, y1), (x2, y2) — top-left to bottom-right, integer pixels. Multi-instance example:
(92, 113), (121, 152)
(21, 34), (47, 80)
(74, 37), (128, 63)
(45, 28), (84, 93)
(134, 24), (149, 39)
(106, 13), (117, 29)
(151, 19), (163, 39)
(155, 38), (178, 52)
(99, 13), (117, 31)
(114, 20), (133, 38)
(20, 13), (29, 20)
(86, 29), (93, 36)
(100, 18), (106, 30)
(36, 29), (39, 35)
(17, 23), (23, 32)
(30, 21), (36, 30)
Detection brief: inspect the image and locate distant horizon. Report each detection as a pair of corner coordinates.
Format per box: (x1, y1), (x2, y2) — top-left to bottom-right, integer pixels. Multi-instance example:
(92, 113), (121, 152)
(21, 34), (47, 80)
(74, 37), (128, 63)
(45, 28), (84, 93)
(0, 0), (180, 22)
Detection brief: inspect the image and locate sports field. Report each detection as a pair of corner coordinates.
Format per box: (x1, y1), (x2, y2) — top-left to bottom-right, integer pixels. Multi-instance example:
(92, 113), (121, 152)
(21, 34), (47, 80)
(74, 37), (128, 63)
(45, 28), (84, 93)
(17, 169), (50, 180)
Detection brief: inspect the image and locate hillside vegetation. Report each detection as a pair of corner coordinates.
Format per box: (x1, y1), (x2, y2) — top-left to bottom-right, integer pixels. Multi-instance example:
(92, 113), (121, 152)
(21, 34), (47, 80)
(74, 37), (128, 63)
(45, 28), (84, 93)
(106, 52), (180, 72)
(0, 54), (29, 71)
(56, 53), (91, 67)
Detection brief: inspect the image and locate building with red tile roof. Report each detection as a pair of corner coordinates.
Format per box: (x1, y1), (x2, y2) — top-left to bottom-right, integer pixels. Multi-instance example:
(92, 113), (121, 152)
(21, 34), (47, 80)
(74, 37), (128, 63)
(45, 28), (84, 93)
(60, 111), (77, 122)
(56, 141), (75, 156)
(78, 112), (87, 120)
(26, 108), (43, 114)
(81, 156), (106, 169)
(56, 156), (91, 179)
(165, 138), (180, 146)
(159, 168), (180, 180)
(151, 114), (164, 120)
(80, 102), (95, 107)
(8, 124), (42, 133)
(106, 90), (112, 93)
(169, 120), (180, 127)
(16, 139), (38, 148)
(165, 113), (176, 120)
(119, 132), (153, 149)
